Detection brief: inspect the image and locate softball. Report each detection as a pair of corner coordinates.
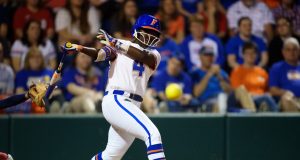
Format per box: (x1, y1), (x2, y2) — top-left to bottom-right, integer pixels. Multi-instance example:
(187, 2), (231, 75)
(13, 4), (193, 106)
(165, 83), (183, 100)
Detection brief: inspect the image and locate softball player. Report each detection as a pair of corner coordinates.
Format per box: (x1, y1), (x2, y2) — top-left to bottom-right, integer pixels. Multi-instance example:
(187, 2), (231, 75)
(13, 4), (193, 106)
(64, 14), (166, 160)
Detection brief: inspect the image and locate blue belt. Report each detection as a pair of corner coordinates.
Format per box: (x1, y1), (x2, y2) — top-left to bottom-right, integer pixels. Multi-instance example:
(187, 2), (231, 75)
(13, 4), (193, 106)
(104, 90), (143, 102)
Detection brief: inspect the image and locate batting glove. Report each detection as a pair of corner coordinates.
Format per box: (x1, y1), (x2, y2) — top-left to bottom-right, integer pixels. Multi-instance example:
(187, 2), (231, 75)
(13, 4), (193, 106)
(96, 29), (117, 47)
(62, 42), (83, 54)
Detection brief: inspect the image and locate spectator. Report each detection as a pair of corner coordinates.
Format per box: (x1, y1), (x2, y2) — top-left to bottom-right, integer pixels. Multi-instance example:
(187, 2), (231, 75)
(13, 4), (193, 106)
(61, 52), (105, 113)
(191, 46), (231, 113)
(155, 23), (181, 71)
(260, 0), (280, 9)
(273, 0), (300, 36)
(0, 0), (16, 41)
(0, 42), (14, 97)
(175, 0), (201, 18)
(230, 42), (278, 112)
(149, 56), (194, 112)
(196, 0), (227, 39)
(181, 17), (224, 71)
(15, 47), (52, 113)
(0, 38), (11, 65)
(111, 0), (138, 40)
(11, 20), (56, 72)
(155, 0), (185, 43)
(227, 0), (274, 41)
(55, 0), (100, 45)
(226, 17), (268, 69)
(269, 37), (300, 112)
(13, 0), (54, 39)
(268, 17), (300, 68)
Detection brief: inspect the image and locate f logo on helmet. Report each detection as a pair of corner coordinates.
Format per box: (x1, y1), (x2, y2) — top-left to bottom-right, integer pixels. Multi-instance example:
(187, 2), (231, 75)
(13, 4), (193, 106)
(151, 19), (157, 25)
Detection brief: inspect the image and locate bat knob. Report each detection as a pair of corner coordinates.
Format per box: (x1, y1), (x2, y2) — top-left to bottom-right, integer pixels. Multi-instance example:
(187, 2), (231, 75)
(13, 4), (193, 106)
(65, 42), (72, 48)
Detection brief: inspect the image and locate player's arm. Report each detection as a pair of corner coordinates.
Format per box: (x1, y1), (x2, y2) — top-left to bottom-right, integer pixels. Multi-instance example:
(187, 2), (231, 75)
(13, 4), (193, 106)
(64, 43), (117, 62)
(126, 46), (157, 70)
(0, 93), (28, 109)
(97, 30), (158, 69)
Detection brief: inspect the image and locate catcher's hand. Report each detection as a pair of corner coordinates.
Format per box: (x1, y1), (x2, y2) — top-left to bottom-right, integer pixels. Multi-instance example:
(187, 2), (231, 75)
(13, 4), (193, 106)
(62, 42), (83, 54)
(28, 82), (48, 107)
(96, 29), (117, 47)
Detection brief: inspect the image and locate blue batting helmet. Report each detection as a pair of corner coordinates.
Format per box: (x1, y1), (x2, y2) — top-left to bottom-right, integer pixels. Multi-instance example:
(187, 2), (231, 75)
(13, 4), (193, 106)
(132, 14), (161, 47)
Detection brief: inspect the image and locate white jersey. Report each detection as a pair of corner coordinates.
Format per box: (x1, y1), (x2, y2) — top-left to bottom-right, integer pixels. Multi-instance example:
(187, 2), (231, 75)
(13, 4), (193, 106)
(105, 39), (161, 97)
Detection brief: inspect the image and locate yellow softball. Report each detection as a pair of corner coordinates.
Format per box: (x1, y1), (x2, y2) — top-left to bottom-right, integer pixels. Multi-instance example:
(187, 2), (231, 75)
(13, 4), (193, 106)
(165, 83), (183, 100)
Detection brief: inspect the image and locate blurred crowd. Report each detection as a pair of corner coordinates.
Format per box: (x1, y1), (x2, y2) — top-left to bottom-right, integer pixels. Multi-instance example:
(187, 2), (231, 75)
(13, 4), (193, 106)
(1, 0), (300, 114)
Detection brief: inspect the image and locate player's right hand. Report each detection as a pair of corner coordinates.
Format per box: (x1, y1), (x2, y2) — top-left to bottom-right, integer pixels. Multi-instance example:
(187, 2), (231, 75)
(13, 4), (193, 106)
(61, 42), (83, 54)
(97, 29), (117, 47)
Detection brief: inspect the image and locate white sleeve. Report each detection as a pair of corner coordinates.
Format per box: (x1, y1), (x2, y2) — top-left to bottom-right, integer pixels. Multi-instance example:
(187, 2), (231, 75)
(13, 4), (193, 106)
(55, 9), (71, 32)
(88, 6), (101, 35)
(227, 4), (238, 29)
(151, 50), (161, 70)
(11, 40), (25, 58)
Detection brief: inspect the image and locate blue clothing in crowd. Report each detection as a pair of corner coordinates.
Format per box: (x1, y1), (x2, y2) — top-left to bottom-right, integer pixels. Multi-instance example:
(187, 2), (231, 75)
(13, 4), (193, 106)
(15, 69), (53, 90)
(226, 34), (267, 64)
(61, 67), (106, 101)
(191, 68), (228, 102)
(155, 38), (181, 71)
(180, 34), (225, 70)
(151, 69), (192, 95)
(269, 61), (300, 97)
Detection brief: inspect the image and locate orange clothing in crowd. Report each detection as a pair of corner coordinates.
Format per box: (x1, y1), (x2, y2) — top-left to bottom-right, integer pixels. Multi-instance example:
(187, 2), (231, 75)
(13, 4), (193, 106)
(230, 65), (268, 95)
(260, 0), (280, 9)
(155, 14), (185, 39)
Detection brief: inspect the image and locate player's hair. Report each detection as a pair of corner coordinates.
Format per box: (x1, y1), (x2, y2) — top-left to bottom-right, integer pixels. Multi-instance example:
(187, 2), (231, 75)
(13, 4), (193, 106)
(21, 20), (45, 47)
(24, 47), (45, 71)
(242, 42), (258, 54)
(158, 0), (180, 21)
(66, 0), (90, 34)
(238, 16), (252, 27)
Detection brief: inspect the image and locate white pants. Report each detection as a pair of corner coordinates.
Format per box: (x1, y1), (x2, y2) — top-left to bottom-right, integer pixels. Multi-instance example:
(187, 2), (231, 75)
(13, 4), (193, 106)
(91, 93), (166, 160)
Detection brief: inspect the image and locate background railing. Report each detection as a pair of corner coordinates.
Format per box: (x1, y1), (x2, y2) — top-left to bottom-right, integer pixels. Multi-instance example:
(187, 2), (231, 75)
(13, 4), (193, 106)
(1, 113), (300, 160)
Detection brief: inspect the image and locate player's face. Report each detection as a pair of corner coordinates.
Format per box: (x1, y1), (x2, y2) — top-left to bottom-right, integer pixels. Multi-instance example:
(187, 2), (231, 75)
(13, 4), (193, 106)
(76, 52), (92, 71)
(283, 43), (300, 63)
(239, 19), (252, 37)
(190, 22), (204, 39)
(27, 22), (40, 42)
(276, 18), (291, 37)
(137, 29), (160, 47)
(243, 48), (257, 65)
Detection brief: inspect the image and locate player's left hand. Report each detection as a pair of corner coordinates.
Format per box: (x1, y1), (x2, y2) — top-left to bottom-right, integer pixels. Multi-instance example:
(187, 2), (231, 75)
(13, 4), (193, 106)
(97, 29), (117, 47)
(28, 82), (48, 107)
(61, 42), (83, 55)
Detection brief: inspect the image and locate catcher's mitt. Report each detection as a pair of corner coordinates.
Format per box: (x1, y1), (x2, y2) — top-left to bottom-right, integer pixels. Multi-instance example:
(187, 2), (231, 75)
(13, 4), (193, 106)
(28, 82), (48, 107)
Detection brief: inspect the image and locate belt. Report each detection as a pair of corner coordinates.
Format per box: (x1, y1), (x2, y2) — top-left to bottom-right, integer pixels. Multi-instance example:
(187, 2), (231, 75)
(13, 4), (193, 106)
(104, 90), (143, 102)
